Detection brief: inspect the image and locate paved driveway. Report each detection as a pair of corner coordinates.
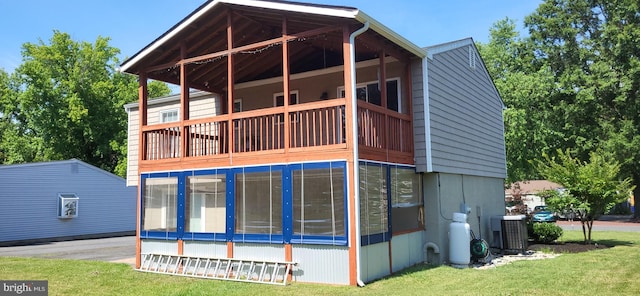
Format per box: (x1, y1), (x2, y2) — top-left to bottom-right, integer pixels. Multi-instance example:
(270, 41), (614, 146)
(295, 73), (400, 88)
(557, 216), (640, 232)
(0, 236), (136, 265)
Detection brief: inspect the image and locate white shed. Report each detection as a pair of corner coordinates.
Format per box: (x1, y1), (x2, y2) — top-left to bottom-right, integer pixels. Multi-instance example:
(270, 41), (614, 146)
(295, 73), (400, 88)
(0, 159), (136, 246)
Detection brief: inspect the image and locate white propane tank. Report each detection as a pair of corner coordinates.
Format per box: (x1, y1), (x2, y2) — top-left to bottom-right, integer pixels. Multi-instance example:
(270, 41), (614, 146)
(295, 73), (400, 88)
(449, 212), (471, 268)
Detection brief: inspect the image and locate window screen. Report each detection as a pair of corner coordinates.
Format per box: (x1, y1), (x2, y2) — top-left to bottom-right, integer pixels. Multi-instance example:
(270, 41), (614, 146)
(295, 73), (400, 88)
(235, 170), (282, 235)
(186, 174), (226, 233)
(292, 166), (345, 237)
(142, 177), (178, 232)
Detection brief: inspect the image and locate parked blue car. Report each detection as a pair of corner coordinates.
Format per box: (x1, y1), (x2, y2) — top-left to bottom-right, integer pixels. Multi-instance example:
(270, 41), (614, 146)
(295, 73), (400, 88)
(532, 211), (557, 222)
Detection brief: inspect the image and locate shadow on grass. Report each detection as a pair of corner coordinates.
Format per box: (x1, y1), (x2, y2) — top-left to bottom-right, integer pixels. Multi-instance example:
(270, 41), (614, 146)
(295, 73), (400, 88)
(364, 263), (441, 283)
(590, 239), (634, 247)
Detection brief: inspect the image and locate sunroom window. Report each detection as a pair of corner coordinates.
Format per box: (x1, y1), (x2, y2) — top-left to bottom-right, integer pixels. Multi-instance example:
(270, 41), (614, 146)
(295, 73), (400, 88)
(359, 162), (389, 245)
(142, 177), (178, 232)
(292, 163), (346, 243)
(186, 174), (226, 233)
(390, 166), (423, 232)
(235, 169), (283, 236)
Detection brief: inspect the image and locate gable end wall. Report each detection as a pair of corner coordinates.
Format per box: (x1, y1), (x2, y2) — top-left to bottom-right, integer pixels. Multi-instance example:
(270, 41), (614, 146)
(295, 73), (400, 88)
(427, 45), (506, 178)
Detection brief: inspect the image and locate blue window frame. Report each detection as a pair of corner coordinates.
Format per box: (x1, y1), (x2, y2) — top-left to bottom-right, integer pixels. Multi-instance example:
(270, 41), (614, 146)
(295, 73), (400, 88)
(290, 161), (348, 246)
(232, 165), (285, 243)
(140, 172), (182, 240)
(359, 161), (421, 246)
(182, 169), (229, 242)
(139, 161), (349, 245)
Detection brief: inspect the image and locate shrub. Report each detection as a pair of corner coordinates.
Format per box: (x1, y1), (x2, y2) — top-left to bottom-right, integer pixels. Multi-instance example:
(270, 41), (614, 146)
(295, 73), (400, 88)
(531, 222), (563, 243)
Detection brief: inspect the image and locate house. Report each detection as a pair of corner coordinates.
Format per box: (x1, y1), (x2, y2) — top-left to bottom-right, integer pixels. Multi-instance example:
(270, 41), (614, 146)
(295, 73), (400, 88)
(120, 0), (506, 285)
(0, 159), (136, 246)
(505, 180), (563, 214)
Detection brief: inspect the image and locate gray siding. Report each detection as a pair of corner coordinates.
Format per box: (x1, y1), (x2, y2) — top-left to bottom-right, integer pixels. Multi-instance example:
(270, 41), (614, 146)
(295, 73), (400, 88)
(0, 160), (136, 243)
(411, 57), (428, 172)
(427, 41), (506, 178)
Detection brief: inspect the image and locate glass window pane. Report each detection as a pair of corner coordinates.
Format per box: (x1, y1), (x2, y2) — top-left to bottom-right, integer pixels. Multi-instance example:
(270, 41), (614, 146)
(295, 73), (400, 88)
(391, 167), (422, 207)
(186, 174), (226, 233)
(356, 86), (367, 101)
(390, 166), (423, 233)
(293, 167), (345, 236)
(359, 163), (388, 236)
(236, 170), (282, 235)
(143, 177), (178, 232)
(367, 83), (381, 106)
(386, 80), (399, 112)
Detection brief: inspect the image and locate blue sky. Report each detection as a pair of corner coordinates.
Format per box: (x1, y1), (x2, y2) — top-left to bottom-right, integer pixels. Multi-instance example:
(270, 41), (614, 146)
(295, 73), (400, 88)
(0, 0), (541, 73)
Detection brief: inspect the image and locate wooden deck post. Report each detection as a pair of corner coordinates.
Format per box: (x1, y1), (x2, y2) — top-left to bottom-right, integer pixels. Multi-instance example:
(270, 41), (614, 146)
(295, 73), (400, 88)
(342, 25), (358, 287)
(227, 10), (235, 157)
(282, 18), (291, 153)
(136, 72), (148, 269)
(180, 42), (190, 159)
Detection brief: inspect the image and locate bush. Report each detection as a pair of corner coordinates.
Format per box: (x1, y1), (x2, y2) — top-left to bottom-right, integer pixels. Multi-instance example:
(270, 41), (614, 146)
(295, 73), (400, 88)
(531, 222), (563, 243)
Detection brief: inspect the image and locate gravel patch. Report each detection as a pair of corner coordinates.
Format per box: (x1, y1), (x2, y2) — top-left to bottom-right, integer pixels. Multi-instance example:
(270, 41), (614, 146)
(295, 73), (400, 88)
(472, 251), (560, 269)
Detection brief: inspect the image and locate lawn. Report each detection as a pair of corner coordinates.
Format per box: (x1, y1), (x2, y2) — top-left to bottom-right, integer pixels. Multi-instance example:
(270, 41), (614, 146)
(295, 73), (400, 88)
(1, 230), (639, 295)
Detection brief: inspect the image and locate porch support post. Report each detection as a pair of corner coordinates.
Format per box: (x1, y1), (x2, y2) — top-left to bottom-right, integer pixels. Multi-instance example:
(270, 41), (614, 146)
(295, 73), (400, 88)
(136, 71), (148, 269)
(227, 10), (235, 158)
(282, 17), (291, 152)
(342, 25), (358, 287)
(225, 11), (235, 259)
(379, 52), (389, 158)
(180, 42), (190, 158)
(379, 51), (387, 109)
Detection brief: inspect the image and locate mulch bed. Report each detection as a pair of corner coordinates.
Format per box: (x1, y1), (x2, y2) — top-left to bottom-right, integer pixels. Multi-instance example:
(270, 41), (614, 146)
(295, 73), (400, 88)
(528, 242), (609, 253)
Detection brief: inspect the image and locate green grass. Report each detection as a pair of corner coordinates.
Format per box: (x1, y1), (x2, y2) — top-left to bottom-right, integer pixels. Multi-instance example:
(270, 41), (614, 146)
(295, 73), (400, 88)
(1, 230), (639, 295)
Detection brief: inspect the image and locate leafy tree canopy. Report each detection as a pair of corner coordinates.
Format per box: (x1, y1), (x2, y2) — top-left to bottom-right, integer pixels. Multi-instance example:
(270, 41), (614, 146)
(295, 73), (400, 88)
(534, 149), (634, 243)
(481, 0), (640, 217)
(0, 31), (170, 176)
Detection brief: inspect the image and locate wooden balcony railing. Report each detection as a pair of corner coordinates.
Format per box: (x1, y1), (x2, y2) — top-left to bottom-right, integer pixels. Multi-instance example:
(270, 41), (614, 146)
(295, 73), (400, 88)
(357, 101), (413, 154)
(141, 99), (348, 160)
(141, 99), (412, 162)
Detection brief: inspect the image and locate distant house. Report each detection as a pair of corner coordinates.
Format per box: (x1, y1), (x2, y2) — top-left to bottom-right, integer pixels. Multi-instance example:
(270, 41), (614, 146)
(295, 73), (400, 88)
(505, 180), (563, 213)
(120, 0), (506, 285)
(0, 159), (136, 246)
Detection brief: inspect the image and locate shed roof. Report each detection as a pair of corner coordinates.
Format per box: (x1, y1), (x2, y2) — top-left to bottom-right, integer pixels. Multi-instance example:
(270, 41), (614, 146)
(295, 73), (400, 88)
(0, 159), (125, 182)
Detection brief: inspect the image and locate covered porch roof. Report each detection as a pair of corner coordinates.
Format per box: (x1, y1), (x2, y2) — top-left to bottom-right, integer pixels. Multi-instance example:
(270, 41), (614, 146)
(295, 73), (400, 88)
(119, 0), (426, 93)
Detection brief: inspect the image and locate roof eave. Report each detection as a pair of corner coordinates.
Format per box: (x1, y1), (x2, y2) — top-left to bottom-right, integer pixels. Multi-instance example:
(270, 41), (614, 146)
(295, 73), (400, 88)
(354, 11), (426, 59)
(119, 0), (361, 74)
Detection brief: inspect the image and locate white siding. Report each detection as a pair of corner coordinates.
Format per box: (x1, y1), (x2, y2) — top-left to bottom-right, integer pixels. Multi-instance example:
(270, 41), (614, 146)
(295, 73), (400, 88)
(360, 242), (390, 283)
(292, 245), (350, 285)
(422, 173), (505, 265)
(125, 92), (220, 186)
(233, 243), (285, 262)
(0, 160), (136, 244)
(424, 40), (506, 178)
(141, 239), (178, 255)
(391, 231), (425, 272)
(183, 241), (228, 258)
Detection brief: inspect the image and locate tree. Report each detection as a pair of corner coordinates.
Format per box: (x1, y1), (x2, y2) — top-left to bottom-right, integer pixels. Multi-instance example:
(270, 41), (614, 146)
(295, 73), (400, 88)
(5, 31), (169, 176)
(524, 0), (640, 218)
(534, 149), (634, 243)
(477, 19), (560, 184)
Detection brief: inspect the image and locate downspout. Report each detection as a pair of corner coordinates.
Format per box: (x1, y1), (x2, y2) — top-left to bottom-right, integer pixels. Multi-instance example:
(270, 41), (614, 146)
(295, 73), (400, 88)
(350, 21), (369, 288)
